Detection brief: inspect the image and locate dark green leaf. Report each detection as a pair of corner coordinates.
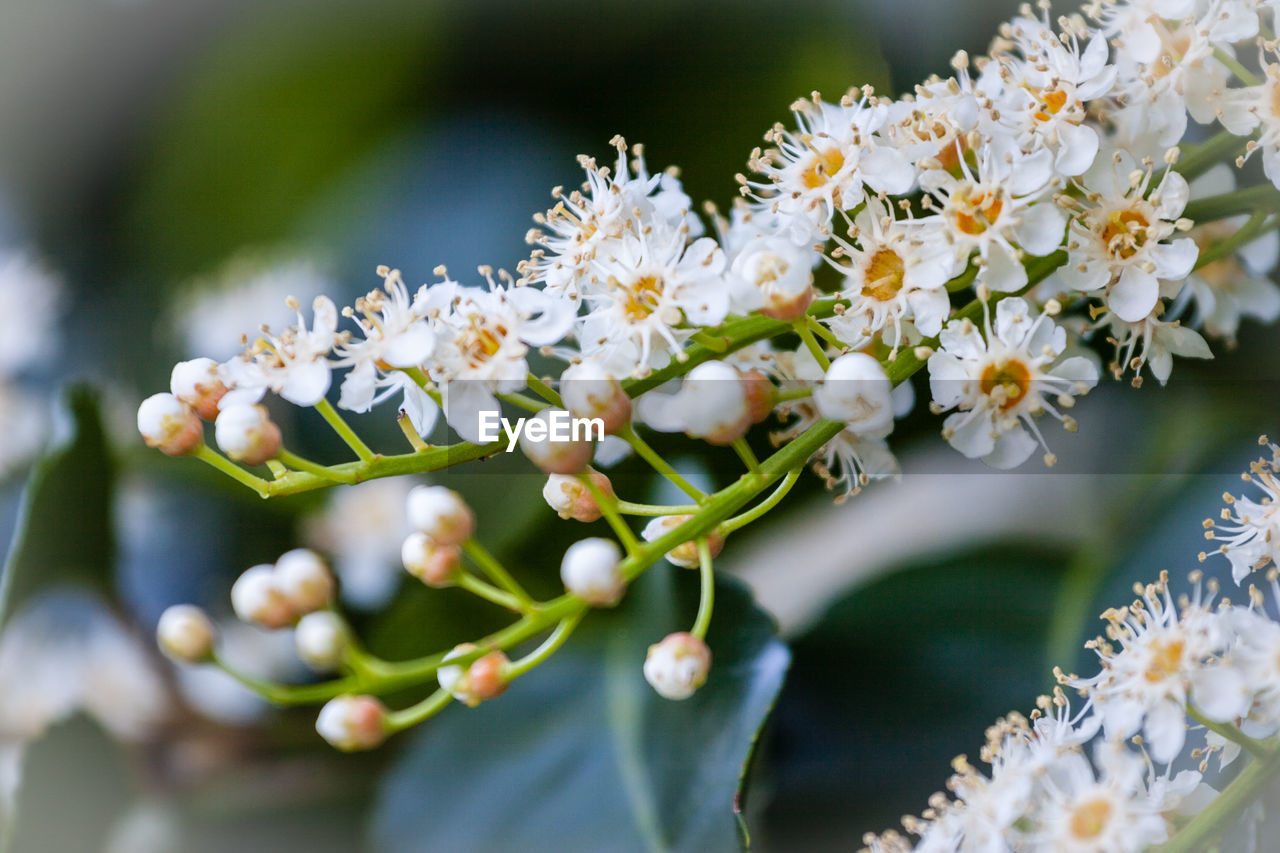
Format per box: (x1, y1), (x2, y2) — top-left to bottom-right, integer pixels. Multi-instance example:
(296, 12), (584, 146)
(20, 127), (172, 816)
(370, 567), (789, 853)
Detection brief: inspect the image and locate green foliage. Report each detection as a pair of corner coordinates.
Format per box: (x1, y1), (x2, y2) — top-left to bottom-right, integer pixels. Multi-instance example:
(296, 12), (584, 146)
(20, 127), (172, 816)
(370, 568), (789, 853)
(0, 386), (114, 629)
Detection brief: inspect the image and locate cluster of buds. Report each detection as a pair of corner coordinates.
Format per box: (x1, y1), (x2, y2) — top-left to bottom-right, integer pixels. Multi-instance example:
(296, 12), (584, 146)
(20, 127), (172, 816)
(400, 485), (471, 587)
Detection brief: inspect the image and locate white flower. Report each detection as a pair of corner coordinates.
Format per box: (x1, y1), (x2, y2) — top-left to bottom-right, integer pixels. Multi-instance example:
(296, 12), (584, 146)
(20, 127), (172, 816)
(1183, 166), (1280, 342)
(643, 632), (711, 700)
(302, 477), (416, 609)
(883, 69), (981, 172)
(1204, 439), (1280, 581)
(1059, 575), (1250, 765)
(982, 14), (1115, 176)
(156, 604), (215, 663)
(220, 295), (339, 408)
(560, 537), (626, 606)
(230, 564), (295, 629)
(1032, 744), (1172, 851)
(335, 267), (439, 436)
(169, 358), (228, 421)
(522, 136), (699, 296)
(315, 694), (387, 751)
(744, 94), (915, 244)
(917, 140), (1065, 292)
(1099, 311), (1212, 385)
(406, 485), (475, 546)
(725, 230), (816, 321)
(928, 297), (1098, 469)
(0, 249), (61, 377)
(273, 548), (334, 615)
(825, 196), (961, 350)
(578, 221), (728, 372)
(0, 590), (168, 742)
(419, 275), (574, 442)
(813, 352), (894, 435)
(1061, 152), (1197, 323)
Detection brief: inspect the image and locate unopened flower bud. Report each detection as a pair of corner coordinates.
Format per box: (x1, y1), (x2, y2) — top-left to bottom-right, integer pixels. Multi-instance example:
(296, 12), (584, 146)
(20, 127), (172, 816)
(406, 485), (475, 545)
(680, 362), (752, 445)
(316, 694), (388, 751)
(561, 362), (631, 434)
(741, 369), (775, 425)
(275, 548), (334, 614)
(643, 632), (711, 700)
(169, 358), (228, 420)
(214, 403), (281, 466)
(561, 537), (626, 606)
(137, 393), (203, 457)
(438, 644), (511, 707)
(295, 611), (348, 671)
(519, 408), (595, 475)
(230, 564), (295, 629)
(156, 604), (215, 663)
(641, 515), (726, 569)
(731, 236), (815, 322)
(401, 531), (461, 587)
(814, 353), (894, 435)
(542, 468), (614, 522)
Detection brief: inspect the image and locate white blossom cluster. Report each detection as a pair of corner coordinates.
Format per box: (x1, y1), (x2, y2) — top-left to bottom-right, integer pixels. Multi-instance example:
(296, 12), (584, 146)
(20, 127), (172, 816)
(142, 0), (1280, 491)
(1205, 436), (1280, 582)
(864, 558), (1280, 853)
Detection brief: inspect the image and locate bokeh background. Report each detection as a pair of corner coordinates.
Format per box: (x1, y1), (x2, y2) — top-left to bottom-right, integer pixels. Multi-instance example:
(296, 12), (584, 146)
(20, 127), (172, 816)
(1, 0), (1277, 851)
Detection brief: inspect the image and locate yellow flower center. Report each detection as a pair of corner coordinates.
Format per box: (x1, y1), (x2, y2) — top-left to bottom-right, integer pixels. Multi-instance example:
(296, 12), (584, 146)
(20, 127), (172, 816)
(864, 249), (906, 302)
(619, 275), (666, 321)
(799, 145), (847, 190)
(1101, 209), (1151, 261)
(1144, 638), (1184, 683)
(951, 186), (1005, 236)
(979, 358), (1031, 410)
(1068, 798), (1113, 840)
(460, 317), (507, 366)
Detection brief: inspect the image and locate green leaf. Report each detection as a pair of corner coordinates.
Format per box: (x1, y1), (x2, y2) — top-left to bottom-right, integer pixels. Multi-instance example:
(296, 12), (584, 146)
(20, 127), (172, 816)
(0, 386), (114, 629)
(369, 567), (789, 853)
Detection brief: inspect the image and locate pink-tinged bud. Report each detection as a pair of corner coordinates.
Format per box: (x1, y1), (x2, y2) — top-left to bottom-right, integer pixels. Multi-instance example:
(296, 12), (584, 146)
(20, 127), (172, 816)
(214, 404), (281, 466)
(561, 537), (626, 606)
(741, 369), (775, 425)
(405, 485), (474, 546)
(295, 611), (348, 671)
(643, 632), (711, 700)
(156, 604), (215, 663)
(680, 362), (752, 446)
(230, 564), (295, 629)
(274, 548), (334, 614)
(542, 468), (614, 522)
(401, 532), (461, 587)
(170, 358), (228, 420)
(438, 644), (511, 707)
(760, 284), (814, 322)
(315, 694), (388, 751)
(519, 408), (595, 475)
(137, 393), (203, 457)
(641, 515), (726, 569)
(561, 361), (631, 435)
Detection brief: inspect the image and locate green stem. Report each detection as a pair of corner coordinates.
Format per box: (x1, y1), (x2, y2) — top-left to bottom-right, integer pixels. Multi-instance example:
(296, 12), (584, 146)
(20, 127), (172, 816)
(690, 330), (729, 353)
(732, 437), (763, 480)
(774, 385), (813, 403)
(691, 539), (715, 639)
(384, 689), (453, 731)
(498, 391), (547, 413)
(805, 315), (846, 349)
(580, 472), (641, 554)
(400, 366), (444, 406)
(1195, 212), (1280, 270)
(615, 500), (701, 516)
(616, 423), (707, 502)
(1214, 47), (1260, 86)
(277, 448), (356, 484)
(1183, 185), (1280, 225)
(315, 398), (376, 462)
(1157, 745), (1280, 852)
(192, 444), (270, 497)
(455, 572), (526, 613)
(506, 613), (585, 678)
(462, 539), (535, 609)
(721, 468), (802, 534)
(1175, 129), (1252, 181)
(212, 653), (359, 706)
(1189, 705), (1274, 761)
(526, 372), (563, 407)
(795, 320), (832, 371)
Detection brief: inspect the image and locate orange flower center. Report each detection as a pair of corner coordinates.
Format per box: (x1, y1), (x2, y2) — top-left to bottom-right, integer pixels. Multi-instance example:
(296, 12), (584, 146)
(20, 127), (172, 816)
(952, 186), (1005, 236)
(1101, 209), (1151, 261)
(979, 358), (1031, 409)
(1069, 798), (1113, 840)
(1144, 638), (1184, 683)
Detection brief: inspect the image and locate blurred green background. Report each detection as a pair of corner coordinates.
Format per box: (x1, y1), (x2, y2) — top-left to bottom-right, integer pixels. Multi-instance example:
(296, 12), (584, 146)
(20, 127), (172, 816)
(1, 0), (1278, 851)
